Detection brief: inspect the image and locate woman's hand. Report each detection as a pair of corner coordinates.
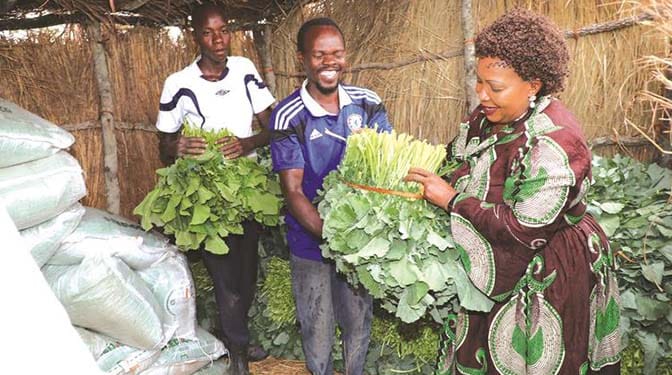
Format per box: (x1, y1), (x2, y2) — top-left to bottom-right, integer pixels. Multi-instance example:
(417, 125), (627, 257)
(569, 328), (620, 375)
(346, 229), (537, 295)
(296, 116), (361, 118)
(176, 136), (207, 157)
(404, 167), (458, 210)
(217, 136), (254, 159)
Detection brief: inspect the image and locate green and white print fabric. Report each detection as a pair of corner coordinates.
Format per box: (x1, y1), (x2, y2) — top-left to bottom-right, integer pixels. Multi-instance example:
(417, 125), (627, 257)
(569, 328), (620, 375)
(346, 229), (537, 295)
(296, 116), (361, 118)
(489, 257), (565, 375)
(435, 97), (621, 374)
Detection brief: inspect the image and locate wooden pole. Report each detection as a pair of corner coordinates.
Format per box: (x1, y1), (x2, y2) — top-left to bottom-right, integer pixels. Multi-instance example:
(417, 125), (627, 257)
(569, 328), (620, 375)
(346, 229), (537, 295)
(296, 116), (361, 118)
(253, 24), (277, 96)
(462, 0), (478, 113)
(658, 67), (672, 167)
(87, 22), (121, 215)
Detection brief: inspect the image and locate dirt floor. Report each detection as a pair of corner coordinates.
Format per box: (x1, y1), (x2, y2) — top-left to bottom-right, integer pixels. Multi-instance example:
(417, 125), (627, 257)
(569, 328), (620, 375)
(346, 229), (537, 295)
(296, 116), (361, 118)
(250, 357), (311, 374)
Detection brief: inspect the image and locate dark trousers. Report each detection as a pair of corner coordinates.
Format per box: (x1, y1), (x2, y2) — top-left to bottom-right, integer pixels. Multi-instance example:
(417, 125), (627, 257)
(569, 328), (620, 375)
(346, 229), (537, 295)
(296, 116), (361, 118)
(201, 221), (259, 349)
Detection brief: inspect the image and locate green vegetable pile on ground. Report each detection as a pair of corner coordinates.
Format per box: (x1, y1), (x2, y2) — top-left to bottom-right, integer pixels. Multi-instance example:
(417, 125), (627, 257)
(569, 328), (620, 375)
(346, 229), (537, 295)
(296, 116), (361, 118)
(317, 130), (492, 324)
(134, 125), (283, 254)
(588, 155), (672, 373)
(249, 254), (306, 360)
(247, 255), (440, 374)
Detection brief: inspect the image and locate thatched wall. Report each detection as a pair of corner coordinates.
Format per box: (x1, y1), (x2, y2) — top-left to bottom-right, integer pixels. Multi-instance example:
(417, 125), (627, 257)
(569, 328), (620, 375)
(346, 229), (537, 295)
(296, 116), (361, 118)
(270, 0), (663, 154)
(0, 25), (260, 218)
(0, 0), (665, 219)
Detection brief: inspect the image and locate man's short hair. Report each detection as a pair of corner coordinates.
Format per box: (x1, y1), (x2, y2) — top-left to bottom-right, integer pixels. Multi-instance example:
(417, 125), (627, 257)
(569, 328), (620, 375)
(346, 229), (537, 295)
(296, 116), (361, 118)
(296, 17), (345, 52)
(191, 2), (227, 30)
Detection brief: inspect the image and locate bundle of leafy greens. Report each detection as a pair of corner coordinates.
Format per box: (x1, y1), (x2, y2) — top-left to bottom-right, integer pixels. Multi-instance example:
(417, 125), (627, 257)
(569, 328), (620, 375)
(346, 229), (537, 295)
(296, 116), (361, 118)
(317, 129), (493, 323)
(588, 155), (672, 373)
(134, 124), (282, 254)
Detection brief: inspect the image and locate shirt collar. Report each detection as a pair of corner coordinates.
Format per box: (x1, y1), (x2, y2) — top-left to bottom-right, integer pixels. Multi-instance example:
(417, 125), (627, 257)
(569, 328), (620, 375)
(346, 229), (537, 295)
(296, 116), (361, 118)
(188, 57), (230, 81)
(299, 79), (352, 117)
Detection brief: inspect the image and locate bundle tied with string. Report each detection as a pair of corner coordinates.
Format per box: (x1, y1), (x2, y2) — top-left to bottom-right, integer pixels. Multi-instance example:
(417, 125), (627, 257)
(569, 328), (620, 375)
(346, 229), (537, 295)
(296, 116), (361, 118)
(317, 129), (493, 324)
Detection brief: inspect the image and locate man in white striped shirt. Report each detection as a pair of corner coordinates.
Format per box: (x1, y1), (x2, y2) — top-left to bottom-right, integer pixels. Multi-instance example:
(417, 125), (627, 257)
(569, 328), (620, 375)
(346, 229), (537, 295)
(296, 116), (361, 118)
(269, 17), (392, 375)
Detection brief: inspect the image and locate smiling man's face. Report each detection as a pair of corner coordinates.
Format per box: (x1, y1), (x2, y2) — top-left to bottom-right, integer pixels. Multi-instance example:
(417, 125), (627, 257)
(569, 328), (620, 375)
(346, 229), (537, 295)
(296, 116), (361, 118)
(298, 25), (346, 96)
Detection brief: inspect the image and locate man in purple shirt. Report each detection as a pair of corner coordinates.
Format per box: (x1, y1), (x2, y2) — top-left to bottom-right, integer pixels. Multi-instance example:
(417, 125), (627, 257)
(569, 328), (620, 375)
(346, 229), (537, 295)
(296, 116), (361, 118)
(269, 17), (392, 375)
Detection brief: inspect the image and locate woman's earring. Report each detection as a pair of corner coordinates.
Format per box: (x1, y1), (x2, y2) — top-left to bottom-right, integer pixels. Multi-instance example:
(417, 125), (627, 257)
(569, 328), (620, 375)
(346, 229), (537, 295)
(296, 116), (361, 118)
(528, 95), (537, 109)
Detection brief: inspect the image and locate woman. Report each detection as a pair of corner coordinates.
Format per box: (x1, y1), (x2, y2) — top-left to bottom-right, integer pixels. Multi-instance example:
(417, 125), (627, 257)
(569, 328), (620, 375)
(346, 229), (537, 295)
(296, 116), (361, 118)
(405, 8), (621, 374)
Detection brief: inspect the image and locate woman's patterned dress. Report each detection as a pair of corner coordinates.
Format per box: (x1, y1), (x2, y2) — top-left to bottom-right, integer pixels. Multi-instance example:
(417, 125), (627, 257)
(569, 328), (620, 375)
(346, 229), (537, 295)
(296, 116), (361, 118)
(437, 96), (621, 374)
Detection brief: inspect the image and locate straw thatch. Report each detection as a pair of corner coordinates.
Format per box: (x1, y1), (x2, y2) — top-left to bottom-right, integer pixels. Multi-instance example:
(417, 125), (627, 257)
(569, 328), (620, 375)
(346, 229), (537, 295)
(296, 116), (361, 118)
(0, 24), (259, 217)
(0, 0), (299, 30)
(0, 0), (667, 219)
(620, 0), (672, 166)
(271, 0), (665, 153)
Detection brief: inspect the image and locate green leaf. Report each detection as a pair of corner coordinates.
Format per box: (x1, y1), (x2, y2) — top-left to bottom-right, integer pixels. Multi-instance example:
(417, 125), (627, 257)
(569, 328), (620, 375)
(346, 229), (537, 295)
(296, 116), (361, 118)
(427, 230), (451, 251)
(197, 186), (215, 203)
(389, 257), (419, 286)
(637, 331), (662, 374)
(175, 231), (198, 250)
(620, 289), (637, 310)
(395, 290), (426, 323)
(406, 282), (430, 306)
(385, 240), (407, 260)
(600, 202), (625, 214)
(596, 215), (620, 237)
(246, 192), (281, 215)
(443, 258), (494, 312)
(273, 332), (290, 345)
(160, 194), (181, 223)
(357, 237), (391, 260)
(185, 176), (201, 196)
(635, 295), (669, 320)
(659, 244), (672, 263)
(656, 224), (672, 238)
(191, 204), (211, 226)
(344, 230), (370, 252)
(356, 265), (384, 298)
(205, 235), (229, 254)
(419, 259), (450, 291)
(641, 262), (664, 286)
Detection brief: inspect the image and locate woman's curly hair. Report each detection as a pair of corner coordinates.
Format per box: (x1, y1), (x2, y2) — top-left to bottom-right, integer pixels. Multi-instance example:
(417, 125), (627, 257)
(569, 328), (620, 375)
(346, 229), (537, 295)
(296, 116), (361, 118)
(475, 8), (569, 96)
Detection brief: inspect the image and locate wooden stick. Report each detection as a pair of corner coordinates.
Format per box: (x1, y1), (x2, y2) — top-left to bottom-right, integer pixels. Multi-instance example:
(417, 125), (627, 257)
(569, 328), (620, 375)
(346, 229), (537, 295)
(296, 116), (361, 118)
(88, 22), (121, 215)
(564, 12), (654, 38)
(61, 121), (158, 132)
(253, 24), (277, 96)
(462, 0), (478, 112)
(588, 136), (651, 148)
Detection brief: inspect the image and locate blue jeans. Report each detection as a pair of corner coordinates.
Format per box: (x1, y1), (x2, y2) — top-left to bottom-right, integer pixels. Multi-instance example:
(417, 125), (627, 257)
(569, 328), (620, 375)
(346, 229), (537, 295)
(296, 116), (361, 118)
(290, 254), (373, 375)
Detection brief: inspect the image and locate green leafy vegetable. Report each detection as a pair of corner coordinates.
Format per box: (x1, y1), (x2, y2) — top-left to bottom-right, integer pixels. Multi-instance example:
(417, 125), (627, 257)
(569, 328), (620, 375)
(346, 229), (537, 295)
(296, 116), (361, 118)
(589, 155), (672, 372)
(134, 123), (283, 254)
(318, 129), (492, 323)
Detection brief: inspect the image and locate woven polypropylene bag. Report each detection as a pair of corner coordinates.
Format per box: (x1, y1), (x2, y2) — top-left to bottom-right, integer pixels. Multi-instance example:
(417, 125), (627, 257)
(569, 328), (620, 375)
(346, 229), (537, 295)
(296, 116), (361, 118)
(0, 151), (86, 229)
(76, 327), (161, 375)
(20, 203), (85, 267)
(42, 253), (166, 349)
(139, 327), (226, 375)
(0, 98), (74, 168)
(50, 207), (171, 270)
(138, 253), (198, 340)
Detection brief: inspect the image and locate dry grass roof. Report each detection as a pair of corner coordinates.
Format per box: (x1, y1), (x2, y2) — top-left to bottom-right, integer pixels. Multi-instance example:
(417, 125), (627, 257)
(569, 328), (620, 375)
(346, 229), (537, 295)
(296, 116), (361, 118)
(0, 0), (301, 30)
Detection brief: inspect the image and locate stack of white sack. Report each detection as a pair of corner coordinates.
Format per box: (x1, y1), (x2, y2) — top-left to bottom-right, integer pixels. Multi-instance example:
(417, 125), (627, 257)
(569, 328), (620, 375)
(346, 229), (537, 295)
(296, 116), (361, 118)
(45, 208), (225, 374)
(76, 326), (226, 375)
(0, 97), (86, 266)
(48, 208), (199, 341)
(0, 98), (226, 374)
(0, 202), (103, 375)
